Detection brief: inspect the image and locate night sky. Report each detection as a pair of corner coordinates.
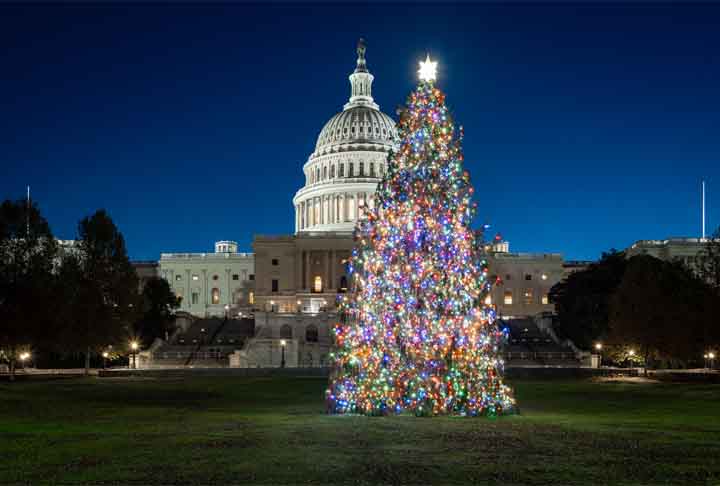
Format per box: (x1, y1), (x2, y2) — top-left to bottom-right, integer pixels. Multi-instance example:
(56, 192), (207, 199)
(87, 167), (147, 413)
(2, 3), (719, 261)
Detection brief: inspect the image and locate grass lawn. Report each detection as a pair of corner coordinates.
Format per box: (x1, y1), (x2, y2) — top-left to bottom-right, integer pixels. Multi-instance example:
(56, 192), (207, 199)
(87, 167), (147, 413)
(1, 376), (719, 485)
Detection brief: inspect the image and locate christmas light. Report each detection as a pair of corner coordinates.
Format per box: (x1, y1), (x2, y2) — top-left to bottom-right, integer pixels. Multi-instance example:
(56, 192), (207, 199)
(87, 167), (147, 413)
(326, 66), (514, 417)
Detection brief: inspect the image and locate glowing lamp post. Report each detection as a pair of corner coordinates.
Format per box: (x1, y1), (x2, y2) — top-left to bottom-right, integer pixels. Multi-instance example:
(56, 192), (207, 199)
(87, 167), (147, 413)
(102, 351), (109, 369)
(710, 352), (716, 370)
(130, 341), (139, 369)
(280, 339), (286, 368)
(19, 352), (30, 370)
(594, 343), (603, 367)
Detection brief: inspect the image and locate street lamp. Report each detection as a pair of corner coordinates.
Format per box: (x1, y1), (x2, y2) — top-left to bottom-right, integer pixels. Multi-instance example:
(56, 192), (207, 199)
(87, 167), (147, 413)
(594, 343), (603, 367)
(224, 304), (230, 320)
(19, 352), (30, 370)
(280, 339), (286, 368)
(102, 351), (109, 369)
(710, 352), (716, 370)
(297, 300), (302, 313)
(130, 341), (139, 369)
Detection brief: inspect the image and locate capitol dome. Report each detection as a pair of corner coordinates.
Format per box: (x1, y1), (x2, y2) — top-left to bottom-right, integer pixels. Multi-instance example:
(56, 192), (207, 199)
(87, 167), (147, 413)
(292, 40), (398, 234)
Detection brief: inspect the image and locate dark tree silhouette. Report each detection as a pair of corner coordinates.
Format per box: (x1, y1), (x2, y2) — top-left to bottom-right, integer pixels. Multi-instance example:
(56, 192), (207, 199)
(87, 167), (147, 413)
(0, 199), (58, 380)
(134, 277), (180, 346)
(549, 250), (627, 350)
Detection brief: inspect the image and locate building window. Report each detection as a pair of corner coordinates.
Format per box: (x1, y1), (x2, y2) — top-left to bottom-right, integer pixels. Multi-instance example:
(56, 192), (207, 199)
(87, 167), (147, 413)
(348, 162), (354, 177)
(175, 274), (182, 281)
(504, 290), (513, 305)
(314, 276), (322, 293)
(330, 165), (335, 178)
(359, 162), (364, 176)
(192, 274), (199, 281)
(211, 288), (220, 305)
(323, 166), (327, 180)
(213, 274), (219, 281)
(505, 274), (511, 281)
(248, 292), (254, 305)
(379, 164), (384, 176)
(271, 279), (279, 292)
(339, 163), (344, 177)
(524, 289), (533, 305)
(280, 324), (293, 339)
(525, 274), (532, 281)
(542, 294), (549, 305)
(339, 275), (348, 291)
(316, 167), (320, 181)
(191, 292), (199, 305)
(272, 258), (279, 266)
(234, 290), (243, 304)
(249, 274), (255, 281)
(232, 274), (239, 280)
(370, 162), (375, 177)
(242, 270), (248, 280)
(306, 324), (319, 343)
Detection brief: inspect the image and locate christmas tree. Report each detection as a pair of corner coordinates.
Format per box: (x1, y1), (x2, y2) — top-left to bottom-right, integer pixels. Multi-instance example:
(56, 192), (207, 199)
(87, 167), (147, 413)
(326, 56), (515, 417)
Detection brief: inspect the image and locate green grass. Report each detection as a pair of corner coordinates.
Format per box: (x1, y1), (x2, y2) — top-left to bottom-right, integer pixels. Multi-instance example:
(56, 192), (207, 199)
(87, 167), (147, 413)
(1, 376), (719, 485)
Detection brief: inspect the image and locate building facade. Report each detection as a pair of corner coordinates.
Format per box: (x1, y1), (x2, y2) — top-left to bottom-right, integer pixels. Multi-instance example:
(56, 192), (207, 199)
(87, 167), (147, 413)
(159, 240), (254, 317)
(626, 237), (708, 271)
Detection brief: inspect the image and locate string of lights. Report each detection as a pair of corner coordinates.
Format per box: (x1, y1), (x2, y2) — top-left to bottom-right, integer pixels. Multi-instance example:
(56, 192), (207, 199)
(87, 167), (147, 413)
(326, 58), (515, 417)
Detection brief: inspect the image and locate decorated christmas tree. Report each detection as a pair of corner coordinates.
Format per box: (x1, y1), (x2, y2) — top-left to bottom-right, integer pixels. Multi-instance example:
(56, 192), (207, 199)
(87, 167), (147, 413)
(326, 56), (515, 417)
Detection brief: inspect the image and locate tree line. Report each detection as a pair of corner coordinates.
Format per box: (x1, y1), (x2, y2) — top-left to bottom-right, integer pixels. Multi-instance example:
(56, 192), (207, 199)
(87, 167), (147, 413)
(549, 234), (720, 368)
(0, 199), (179, 379)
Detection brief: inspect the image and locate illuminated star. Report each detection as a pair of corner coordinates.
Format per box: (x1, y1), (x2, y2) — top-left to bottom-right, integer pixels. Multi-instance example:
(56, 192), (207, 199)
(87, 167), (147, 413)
(418, 54), (438, 82)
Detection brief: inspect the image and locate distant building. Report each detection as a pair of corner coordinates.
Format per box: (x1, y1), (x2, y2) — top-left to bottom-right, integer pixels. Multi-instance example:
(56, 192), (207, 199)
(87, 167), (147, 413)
(626, 237), (708, 271)
(159, 240), (254, 317)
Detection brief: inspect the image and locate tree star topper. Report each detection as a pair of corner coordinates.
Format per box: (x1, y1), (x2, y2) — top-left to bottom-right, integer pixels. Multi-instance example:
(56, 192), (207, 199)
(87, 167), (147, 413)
(418, 54), (438, 82)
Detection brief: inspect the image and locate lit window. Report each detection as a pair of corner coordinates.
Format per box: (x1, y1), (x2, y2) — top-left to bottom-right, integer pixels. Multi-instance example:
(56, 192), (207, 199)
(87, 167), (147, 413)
(272, 279), (279, 292)
(524, 289), (533, 305)
(192, 274), (199, 281)
(272, 258), (279, 266)
(314, 276), (323, 293)
(211, 288), (220, 305)
(249, 292), (254, 305)
(542, 294), (549, 305)
(504, 291), (513, 305)
(175, 275), (182, 281)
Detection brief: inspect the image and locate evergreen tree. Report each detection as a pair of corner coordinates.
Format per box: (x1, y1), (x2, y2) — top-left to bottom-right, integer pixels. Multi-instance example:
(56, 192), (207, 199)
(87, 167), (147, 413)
(326, 58), (514, 416)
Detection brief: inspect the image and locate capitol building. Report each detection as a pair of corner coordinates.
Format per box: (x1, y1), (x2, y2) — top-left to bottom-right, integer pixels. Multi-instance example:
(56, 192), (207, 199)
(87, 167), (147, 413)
(154, 40), (568, 367)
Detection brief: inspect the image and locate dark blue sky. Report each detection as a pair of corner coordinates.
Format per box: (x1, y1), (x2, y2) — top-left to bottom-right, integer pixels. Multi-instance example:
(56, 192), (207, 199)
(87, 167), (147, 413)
(2, 3), (719, 261)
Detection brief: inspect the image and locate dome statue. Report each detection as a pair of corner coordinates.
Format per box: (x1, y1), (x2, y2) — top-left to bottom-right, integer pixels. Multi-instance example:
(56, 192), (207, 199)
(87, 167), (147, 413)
(292, 40), (398, 234)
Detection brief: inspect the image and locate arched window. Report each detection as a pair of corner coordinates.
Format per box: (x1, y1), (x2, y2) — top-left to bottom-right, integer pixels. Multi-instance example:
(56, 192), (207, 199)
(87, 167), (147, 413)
(330, 165), (335, 178)
(339, 163), (345, 177)
(316, 167), (320, 182)
(280, 324), (293, 339)
(370, 162), (375, 177)
(314, 276), (322, 293)
(306, 324), (319, 343)
(323, 166), (327, 179)
(359, 162), (364, 176)
(211, 288), (220, 304)
(348, 163), (354, 177)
